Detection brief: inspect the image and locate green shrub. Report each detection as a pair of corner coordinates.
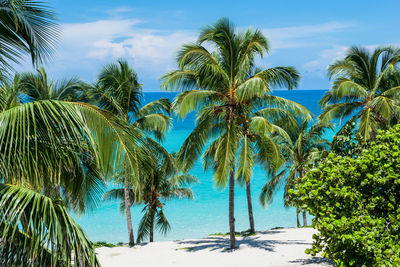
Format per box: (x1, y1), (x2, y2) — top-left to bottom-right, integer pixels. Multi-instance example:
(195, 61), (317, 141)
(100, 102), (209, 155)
(290, 125), (400, 266)
(93, 241), (116, 248)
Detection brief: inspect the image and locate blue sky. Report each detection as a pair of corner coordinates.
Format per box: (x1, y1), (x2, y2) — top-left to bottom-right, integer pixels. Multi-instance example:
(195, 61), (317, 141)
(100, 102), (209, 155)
(19, 0), (400, 91)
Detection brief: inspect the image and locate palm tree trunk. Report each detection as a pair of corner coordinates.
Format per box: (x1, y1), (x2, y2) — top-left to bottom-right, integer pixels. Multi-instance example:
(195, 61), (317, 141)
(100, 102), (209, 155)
(303, 212), (307, 227)
(124, 179), (135, 246)
(297, 168), (305, 228)
(245, 180), (255, 234)
(229, 165), (236, 249)
(150, 210), (154, 243)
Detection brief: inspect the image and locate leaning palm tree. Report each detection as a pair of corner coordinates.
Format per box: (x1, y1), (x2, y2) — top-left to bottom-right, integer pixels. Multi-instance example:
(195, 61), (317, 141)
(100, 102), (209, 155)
(2, 70), (104, 214)
(104, 155), (198, 243)
(0, 97), (152, 265)
(0, 1), (135, 264)
(319, 46), (400, 140)
(0, 0), (59, 72)
(87, 60), (172, 246)
(161, 18), (309, 248)
(260, 117), (332, 227)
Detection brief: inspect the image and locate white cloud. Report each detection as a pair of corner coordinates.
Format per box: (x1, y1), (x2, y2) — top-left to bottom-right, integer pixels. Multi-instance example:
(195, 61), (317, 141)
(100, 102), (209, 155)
(106, 6), (135, 16)
(302, 46), (348, 77)
(263, 21), (352, 49)
(57, 19), (351, 68)
(53, 19), (197, 77)
(302, 43), (400, 77)
(37, 17), (354, 90)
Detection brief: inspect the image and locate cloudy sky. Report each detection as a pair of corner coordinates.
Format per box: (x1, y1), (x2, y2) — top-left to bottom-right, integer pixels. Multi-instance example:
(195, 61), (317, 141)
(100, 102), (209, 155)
(19, 0), (400, 91)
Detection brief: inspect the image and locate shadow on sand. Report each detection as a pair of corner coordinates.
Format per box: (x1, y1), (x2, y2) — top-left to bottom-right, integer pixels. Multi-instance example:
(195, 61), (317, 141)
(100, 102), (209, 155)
(176, 230), (308, 253)
(289, 257), (334, 265)
(175, 230), (333, 265)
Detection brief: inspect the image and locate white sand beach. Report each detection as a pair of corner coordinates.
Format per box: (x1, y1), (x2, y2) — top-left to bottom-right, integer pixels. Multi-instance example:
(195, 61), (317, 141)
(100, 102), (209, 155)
(96, 228), (333, 267)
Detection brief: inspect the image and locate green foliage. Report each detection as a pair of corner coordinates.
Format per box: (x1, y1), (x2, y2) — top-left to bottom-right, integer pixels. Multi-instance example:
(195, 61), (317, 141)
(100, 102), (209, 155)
(93, 241), (117, 248)
(330, 118), (366, 158)
(290, 125), (400, 266)
(209, 229), (256, 237)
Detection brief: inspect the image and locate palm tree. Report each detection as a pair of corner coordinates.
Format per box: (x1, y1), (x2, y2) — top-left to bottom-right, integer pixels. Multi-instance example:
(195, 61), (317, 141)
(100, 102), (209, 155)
(234, 97), (299, 234)
(137, 156), (197, 243)
(234, 67), (309, 234)
(87, 60), (172, 246)
(260, 118), (332, 227)
(18, 66), (87, 101)
(161, 18), (308, 248)
(0, 0), (59, 72)
(104, 155), (198, 243)
(320, 46), (400, 140)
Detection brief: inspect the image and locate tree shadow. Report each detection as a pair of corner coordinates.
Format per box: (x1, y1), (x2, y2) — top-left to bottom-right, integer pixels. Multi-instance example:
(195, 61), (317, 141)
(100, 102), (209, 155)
(176, 230), (311, 253)
(177, 236), (237, 252)
(289, 257), (334, 265)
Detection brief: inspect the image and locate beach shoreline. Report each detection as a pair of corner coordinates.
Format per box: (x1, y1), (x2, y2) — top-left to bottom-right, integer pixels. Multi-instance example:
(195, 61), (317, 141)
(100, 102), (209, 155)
(96, 227), (333, 267)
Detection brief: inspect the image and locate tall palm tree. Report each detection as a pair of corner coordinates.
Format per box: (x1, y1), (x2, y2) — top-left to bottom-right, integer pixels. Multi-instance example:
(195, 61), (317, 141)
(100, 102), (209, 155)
(260, 118), (332, 227)
(161, 18), (308, 248)
(104, 155), (198, 243)
(87, 60), (172, 246)
(0, 0), (59, 72)
(320, 46), (400, 140)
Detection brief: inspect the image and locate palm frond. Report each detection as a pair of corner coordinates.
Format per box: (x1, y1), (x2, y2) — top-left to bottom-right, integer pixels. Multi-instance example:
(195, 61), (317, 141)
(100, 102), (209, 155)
(173, 90), (222, 118)
(236, 135), (255, 185)
(136, 208), (153, 243)
(155, 209), (171, 235)
(0, 0), (60, 69)
(160, 70), (198, 91)
(259, 169), (287, 207)
(0, 184), (100, 266)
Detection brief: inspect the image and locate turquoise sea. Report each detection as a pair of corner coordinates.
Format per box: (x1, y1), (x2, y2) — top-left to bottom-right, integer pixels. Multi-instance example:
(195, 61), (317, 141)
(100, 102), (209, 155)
(74, 90), (332, 243)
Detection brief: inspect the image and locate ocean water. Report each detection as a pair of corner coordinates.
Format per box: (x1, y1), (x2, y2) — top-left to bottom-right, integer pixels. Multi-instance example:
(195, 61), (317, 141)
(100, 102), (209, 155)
(74, 90), (331, 243)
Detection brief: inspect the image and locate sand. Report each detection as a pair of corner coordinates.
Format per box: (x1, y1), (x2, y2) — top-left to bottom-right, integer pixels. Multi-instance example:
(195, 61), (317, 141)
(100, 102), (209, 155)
(96, 228), (333, 267)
